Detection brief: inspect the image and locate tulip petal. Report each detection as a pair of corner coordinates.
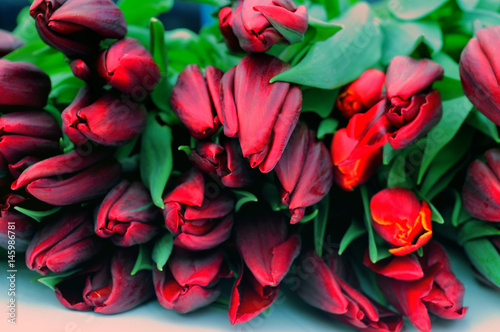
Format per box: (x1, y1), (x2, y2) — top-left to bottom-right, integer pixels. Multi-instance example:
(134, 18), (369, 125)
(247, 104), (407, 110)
(363, 251), (424, 281)
(174, 214), (233, 251)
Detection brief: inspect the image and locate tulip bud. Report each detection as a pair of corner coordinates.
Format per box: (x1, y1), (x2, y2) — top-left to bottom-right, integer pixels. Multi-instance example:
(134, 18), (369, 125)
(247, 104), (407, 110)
(460, 26), (500, 126)
(0, 29), (25, 58)
(0, 59), (51, 110)
(170, 65), (223, 139)
(26, 208), (103, 275)
(275, 122), (333, 223)
(0, 194), (38, 252)
(154, 247), (230, 313)
(30, 0), (127, 58)
(54, 246), (154, 314)
(462, 149), (500, 221)
(221, 0), (308, 53)
(62, 86), (147, 146)
(336, 69), (386, 119)
(163, 168), (234, 251)
(95, 180), (161, 246)
(218, 6), (244, 53)
(370, 187), (432, 256)
(220, 54), (302, 173)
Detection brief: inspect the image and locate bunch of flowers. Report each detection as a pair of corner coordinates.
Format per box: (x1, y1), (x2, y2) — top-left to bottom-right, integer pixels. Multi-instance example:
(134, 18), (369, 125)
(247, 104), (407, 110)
(2, 0), (500, 331)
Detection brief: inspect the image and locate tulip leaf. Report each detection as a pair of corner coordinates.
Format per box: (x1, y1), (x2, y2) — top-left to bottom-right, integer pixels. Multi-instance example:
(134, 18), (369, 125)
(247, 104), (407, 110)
(314, 195), (330, 257)
(152, 233), (174, 271)
(13, 206), (61, 223)
(432, 52), (460, 81)
(467, 110), (500, 143)
(317, 118), (339, 140)
(339, 217), (367, 255)
(114, 136), (139, 161)
(12, 6), (42, 44)
(459, 220), (500, 245)
(140, 114), (173, 209)
(271, 3), (383, 90)
(427, 200), (445, 224)
(131, 244), (153, 276)
(361, 185), (390, 263)
(298, 209), (319, 224)
(37, 269), (83, 291)
(261, 182), (287, 212)
(118, 0), (174, 27)
(425, 156), (471, 201)
(383, 144), (398, 166)
(301, 87), (338, 118)
(307, 17), (343, 42)
(464, 238), (500, 288)
(389, 0), (449, 20)
(460, 9), (500, 34)
(387, 155), (413, 189)
(232, 190), (259, 212)
(451, 189), (464, 228)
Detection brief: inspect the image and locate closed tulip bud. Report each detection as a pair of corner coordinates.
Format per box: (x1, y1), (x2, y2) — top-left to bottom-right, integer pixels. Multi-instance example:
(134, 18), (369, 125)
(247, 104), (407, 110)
(26, 208), (103, 275)
(54, 246), (154, 314)
(220, 54), (302, 173)
(336, 69), (386, 119)
(170, 65), (223, 139)
(222, 0), (308, 53)
(378, 241), (467, 332)
(96, 180), (161, 246)
(0, 59), (51, 109)
(0, 29), (25, 57)
(370, 188), (432, 256)
(0, 194), (38, 252)
(332, 128), (382, 191)
(275, 122), (333, 223)
(11, 147), (122, 206)
(30, 0), (127, 58)
(462, 149), (500, 221)
(154, 247), (230, 313)
(163, 168), (234, 251)
(62, 86), (147, 146)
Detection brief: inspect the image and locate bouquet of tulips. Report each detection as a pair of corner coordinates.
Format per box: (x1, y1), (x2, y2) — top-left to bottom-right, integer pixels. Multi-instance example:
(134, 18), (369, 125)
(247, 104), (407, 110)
(3, 0), (500, 331)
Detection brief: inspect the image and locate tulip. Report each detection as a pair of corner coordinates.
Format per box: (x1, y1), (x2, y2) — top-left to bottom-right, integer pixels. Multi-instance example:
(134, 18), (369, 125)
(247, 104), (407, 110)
(11, 147), (122, 206)
(332, 128), (382, 191)
(0, 59), (51, 109)
(30, 0), (127, 58)
(26, 208), (103, 275)
(275, 122), (333, 223)
(54, 246), (154, 314)
(294, 251), (404, 332)
(460, 26), (500, 126)
(163, 168), (234, 251)
(61, 86), (147, 146)
(218, 6), (244, 53)
(363, 251), (424, 281)
(170, 65), (223, 139)
(377, 241), (467, 332)
(0, 29), (25, 57)
(95, 180), (161, 246)
(220, 54), (302, 173)
(188, 137), (256, 188)
(221, 0), (308, 53)
(0, 194), (38, 252)
(154, 247), (230, 313)
(336, 69), (386, 119)
(462, 149), (500, 221)
(235, 212), (300, 287)
(370, 187), (432, 256)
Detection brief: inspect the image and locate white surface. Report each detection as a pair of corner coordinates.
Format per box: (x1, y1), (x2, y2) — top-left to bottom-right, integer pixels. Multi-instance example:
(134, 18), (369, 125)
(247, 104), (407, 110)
(1, 246), (500, 332)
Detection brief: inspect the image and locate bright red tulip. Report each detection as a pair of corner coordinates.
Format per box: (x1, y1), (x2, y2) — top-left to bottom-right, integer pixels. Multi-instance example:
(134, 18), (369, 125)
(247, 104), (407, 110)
(0, 29), (25, 57)
(0, 194), (38, 252)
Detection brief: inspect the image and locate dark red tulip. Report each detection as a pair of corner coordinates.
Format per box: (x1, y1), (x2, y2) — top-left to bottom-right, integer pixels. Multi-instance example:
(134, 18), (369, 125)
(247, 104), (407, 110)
(218, 6), (244, 53)
(337, 69), (386, 119)
(62, 86), (147, 146)
(460, 26), (500, 126)
(371, 188), (432, 256)
(0, 194), (38, 252)
(170, 65), (223, 139)
(378, 241), (467, 332)
(220, 54), (302, 173)
(154, 247), (230, 313)
(11, 147), (122, 206)
(363, 251), (424, 281)
(0, 29), (25, 57)
(331, 128), (382, 191)
(295, 251), (404, 332)
(462, 149), (500, 221)
(95, 180), (161, 246)
(221, 0), (308, 53)
(54, 246), (154, 314)
(235, 212), (300, 287)
(188, 137), (256, 188)
(26, 208), (103, 275)
(30, 0), (127, 58)
(275, 122), (333, 223)
(163, 168), (234, 251)
(0, 59), (51, 109)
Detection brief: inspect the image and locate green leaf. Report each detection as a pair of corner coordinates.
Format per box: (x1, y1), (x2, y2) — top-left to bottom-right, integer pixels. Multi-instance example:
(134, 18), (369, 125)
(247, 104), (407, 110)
(361, 185), (381, 263)
(457, 0), (481, 11)
(131, 245), (153, 276)
(460, 9), (500, 34)
(459, 220), (500, 244)
(383, 143), (398, 166)
(464, 238), (500, 288)
(298, 209), (319, 224)
(432, 52), (460, 81)
(317, 118), (339, 140)
(232, 190), (259, 212)
(261, 182), (287, 212)
(301, 88), (338, 118)
(118, 0), (174, 27)
(150, 18), (173, 115)
(307, 17), (343, 42)
(387, 155), (413, 189)
(339, 217), (367, 255)
(314, 195), (330, 257)
(389, 0), (449, 20)
(451, 189), (463, 228)
(4, 42), (69, 77)
(271, 3), (382, 89)
(152, 233), (174, 271)
(140, 114), (173, 209)
(12, 6), (41, 44)
(38, 269), (83, 291)
(467, 110), (500, 143)
(425, 156), (470, 201)
(13, 206), (61, 223)
(427, 200), (445, 224)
